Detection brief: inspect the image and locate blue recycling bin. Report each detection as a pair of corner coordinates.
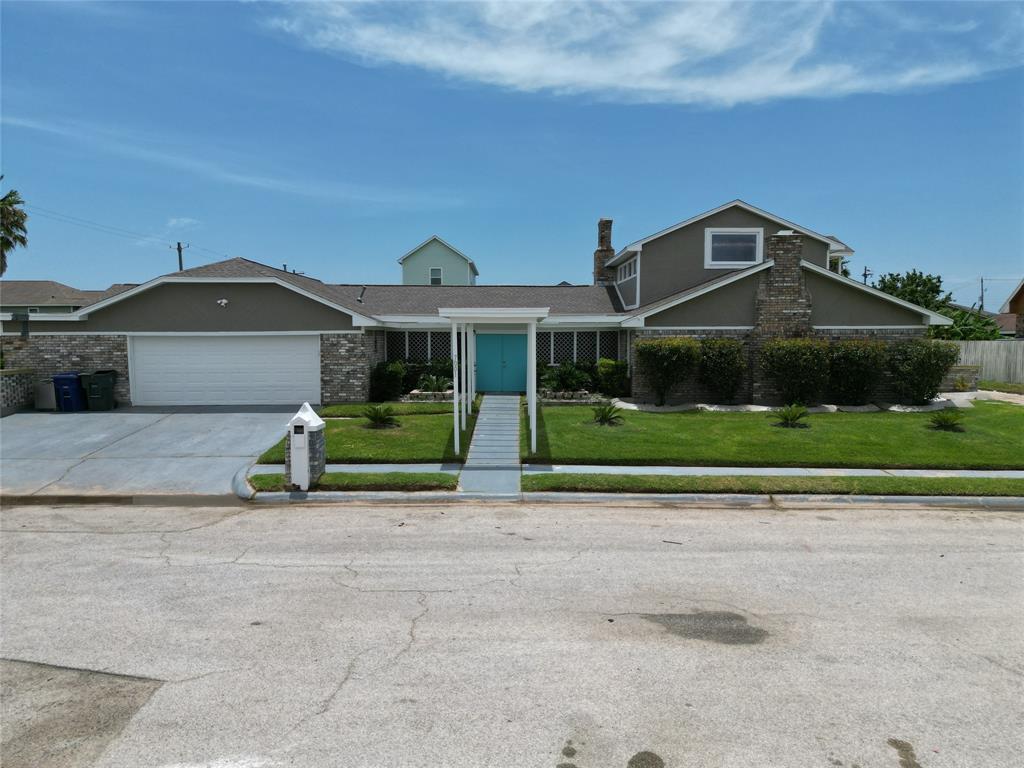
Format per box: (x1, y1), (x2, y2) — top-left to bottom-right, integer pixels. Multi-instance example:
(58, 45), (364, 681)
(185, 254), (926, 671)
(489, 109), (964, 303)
(53, 372), (86, 412)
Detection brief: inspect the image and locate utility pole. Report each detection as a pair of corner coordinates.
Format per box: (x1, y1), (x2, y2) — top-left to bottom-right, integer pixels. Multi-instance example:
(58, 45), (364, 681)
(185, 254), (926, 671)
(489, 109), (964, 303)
(979, 276), (986, 312)
(171, 242), (190, 271)
(861, 266), (872, 285)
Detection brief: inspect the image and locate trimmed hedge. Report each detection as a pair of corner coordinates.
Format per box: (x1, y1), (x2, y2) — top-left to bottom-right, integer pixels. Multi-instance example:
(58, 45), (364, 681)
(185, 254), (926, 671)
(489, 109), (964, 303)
(596, 358), (630, 397)
(887, 339), (960, 404)
(369, 361), (406, 402)
(828, 340), (887, 405)
(542, 361), (593, 392)
(698, 338), (746, 403)
(635, 337), (701, 406)
(760, 338), (830, 405)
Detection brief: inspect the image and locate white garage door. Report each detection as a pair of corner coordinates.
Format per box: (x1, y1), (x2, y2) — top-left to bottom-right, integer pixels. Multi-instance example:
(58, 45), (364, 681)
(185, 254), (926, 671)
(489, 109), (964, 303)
(130, 335), (321, 405)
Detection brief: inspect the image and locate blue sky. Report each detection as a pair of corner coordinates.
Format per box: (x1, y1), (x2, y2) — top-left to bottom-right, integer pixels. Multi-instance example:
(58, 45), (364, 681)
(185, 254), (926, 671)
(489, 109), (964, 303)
(2, 1), (1023, 309)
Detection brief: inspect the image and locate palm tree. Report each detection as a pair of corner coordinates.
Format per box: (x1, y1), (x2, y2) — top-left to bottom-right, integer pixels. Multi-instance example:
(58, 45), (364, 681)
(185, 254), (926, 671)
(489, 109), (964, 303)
(1, 176), (28, 276)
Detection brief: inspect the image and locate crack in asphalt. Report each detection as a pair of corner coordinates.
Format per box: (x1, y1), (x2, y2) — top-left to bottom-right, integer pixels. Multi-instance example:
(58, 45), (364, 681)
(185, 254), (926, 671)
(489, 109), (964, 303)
(1, 508), (252, 536)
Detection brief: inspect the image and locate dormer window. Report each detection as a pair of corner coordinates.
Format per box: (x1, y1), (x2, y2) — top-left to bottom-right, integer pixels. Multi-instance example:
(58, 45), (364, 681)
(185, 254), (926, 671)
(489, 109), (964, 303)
(616, 258), (637, 282)
(429, 267), (443, 286)
(704, 228), (763, 269)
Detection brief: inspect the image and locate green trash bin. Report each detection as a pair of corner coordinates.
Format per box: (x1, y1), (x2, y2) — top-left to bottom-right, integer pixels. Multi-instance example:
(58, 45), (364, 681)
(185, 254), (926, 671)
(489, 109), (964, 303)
(82, 369), (118, 411)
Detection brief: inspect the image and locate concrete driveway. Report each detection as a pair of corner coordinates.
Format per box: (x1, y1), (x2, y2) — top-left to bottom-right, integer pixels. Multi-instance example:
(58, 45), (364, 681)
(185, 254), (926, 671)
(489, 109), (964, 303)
(1, 501), (1021, 767)
(0, 409), (293, 496)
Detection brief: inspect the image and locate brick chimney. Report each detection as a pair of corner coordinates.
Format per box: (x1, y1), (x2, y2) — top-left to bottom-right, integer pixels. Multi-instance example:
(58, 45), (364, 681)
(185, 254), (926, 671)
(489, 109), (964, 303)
(593, 218), (616, 285)
(754, 230), (812, 338)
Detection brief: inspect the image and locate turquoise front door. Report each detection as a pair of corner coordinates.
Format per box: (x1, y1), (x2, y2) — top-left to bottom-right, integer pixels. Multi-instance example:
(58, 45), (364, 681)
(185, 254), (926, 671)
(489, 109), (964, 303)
(475, 334), (527, 392)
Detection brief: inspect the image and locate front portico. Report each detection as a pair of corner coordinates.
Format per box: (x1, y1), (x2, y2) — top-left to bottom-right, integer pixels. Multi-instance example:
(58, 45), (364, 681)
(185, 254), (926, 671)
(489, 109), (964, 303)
(438, 307), (549, 454)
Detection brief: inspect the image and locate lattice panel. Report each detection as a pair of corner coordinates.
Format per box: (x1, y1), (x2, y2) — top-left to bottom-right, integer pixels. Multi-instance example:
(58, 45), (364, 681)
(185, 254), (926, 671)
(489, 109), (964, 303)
(553, 332), (575, 364)
(386, 331), (406, 361)
(576, 332), (597, 362)
(430, 331), (451, 362)
(407, 331), (429, 362)
(536, 332), (551, 364)
(599, 330), (619, 360)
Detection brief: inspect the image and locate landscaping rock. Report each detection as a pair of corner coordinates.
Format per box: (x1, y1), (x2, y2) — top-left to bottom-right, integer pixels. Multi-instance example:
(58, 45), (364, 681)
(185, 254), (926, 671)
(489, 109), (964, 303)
(697, 403), (772, 413)
(613, 398), (699, 412)
(837, 404), (881, 413)
(879, 398), (957, 413)
(806, 404), (839, 414)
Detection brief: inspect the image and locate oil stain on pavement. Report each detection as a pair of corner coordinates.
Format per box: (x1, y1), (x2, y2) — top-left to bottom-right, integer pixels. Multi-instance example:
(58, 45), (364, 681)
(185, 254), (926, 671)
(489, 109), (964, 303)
(641, 611), (769, 645)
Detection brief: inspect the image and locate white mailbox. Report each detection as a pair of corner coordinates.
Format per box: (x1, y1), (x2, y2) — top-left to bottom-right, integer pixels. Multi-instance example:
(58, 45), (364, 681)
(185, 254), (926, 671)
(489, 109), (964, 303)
(288, 402), (326, 491)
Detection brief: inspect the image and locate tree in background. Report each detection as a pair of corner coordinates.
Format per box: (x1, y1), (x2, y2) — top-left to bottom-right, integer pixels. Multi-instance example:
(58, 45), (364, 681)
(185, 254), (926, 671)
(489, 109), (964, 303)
(930, 307), (1003, 340)
(0, 177), (28, 276)
(875, 270), (952, 313)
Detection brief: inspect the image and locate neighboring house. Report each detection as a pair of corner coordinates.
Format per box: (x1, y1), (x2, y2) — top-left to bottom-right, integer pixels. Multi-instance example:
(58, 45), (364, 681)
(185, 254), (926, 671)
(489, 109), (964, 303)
(0, 200), (950, 407)
(0, 280), (134, 314)
(997, 277), (1024, 338)
(398, 235), (478, 286)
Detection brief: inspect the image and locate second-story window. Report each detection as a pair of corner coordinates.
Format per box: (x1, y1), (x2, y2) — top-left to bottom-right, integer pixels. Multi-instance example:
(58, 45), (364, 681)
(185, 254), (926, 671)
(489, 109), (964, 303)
(430, 267), (443, 285)
(616, 259), (636, 282)
(704, 228), (763, 268)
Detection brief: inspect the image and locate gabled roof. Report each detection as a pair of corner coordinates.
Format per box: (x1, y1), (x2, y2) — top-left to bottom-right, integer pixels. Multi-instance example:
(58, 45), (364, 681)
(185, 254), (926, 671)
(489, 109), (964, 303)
(396, 235), (479, 276)
(607, 199), (835, 267)
(999, 277), (1024, 313)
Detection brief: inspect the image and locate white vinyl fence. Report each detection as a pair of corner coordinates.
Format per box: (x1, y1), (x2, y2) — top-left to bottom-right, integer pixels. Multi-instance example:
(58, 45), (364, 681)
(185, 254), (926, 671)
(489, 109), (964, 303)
(953, 340), (1024, 384)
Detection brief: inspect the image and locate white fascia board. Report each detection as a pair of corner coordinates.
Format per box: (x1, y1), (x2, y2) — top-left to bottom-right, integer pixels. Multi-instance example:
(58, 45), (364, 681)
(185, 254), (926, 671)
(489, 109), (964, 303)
(73, 275), (380, 326)
(622, 260), (774, 327)
(438, 307), (550, 322)
(0, 312), (85, 321)
(800, 260), (953, 326)
(540, 315), (624, 326)
(607, 199), (834, 267)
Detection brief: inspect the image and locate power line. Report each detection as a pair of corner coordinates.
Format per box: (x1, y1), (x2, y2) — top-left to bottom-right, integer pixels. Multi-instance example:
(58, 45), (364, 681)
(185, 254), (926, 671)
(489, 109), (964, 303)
(24, 204), (231, 260)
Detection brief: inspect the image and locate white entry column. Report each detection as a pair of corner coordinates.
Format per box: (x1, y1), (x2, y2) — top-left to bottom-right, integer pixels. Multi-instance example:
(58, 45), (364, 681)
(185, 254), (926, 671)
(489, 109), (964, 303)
(527, 320), (537, 453)
(451, 319), (460, 455)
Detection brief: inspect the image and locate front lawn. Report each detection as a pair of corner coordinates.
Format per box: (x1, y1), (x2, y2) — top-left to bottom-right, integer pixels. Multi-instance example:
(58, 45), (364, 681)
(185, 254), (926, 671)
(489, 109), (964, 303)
(318, 401), (454, 417)
(979, 380), (1024, 395)
(259, 410), (476, 464)
(523, 401), (1024, 469)
(522, 473), (1024, 496)
(251, 472), (457, 492)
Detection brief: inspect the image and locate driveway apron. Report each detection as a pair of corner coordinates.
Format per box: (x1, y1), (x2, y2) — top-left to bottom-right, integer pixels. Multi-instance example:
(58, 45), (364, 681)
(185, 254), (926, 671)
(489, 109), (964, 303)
(459, 395), (521, 494)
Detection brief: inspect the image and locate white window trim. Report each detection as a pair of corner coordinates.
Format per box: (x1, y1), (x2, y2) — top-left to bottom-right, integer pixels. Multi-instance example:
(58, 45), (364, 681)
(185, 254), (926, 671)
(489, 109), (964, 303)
(429, 266), (443, 285)
(704, 227), (764, 269)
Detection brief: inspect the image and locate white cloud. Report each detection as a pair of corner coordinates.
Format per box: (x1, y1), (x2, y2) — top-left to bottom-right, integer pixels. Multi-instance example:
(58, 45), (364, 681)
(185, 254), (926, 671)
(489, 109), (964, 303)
(267, 1), (1023, 107)
(2, 115), (459, 209)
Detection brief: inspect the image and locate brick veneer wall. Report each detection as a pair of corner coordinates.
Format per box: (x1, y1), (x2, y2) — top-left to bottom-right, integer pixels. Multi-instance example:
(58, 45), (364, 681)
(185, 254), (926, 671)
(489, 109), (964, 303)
(628, 232), (930, 405)
(320, 329), (386, 403)
(0, 335), (130, 403)
(1, 369), (36, 414)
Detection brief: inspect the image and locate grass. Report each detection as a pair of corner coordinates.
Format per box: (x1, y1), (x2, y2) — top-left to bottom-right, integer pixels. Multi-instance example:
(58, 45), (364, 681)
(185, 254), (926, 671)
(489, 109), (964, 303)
(259, 409), (477, 464)
(522, 473), (1024, 497)
(522, 401), (1024, 470)
(251, 472), (458, 492)
(318, 401), (454, 417)
(979, 380), (1024, 395)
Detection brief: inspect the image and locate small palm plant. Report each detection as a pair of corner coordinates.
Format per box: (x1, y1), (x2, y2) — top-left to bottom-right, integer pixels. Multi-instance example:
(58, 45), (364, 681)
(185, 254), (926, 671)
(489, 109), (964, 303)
(363, 404), (399, 429)
(418, 373), (453, 392)
(770, 404), (809, 429)
(592, 403), (624, 426)
(929, 409), (965, 432)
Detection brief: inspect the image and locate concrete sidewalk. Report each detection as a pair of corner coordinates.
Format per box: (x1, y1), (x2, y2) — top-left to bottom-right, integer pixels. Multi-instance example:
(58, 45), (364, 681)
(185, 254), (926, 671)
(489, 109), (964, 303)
(458, 394), (521, 494)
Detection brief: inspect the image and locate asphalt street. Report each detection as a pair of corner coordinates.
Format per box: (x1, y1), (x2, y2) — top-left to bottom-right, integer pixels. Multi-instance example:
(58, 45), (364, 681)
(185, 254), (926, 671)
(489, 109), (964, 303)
(1, 500), (1021, 767)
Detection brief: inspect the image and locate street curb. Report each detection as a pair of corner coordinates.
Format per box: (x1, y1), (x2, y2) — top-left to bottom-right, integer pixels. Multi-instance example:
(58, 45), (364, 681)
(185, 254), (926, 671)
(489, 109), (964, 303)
(0, 493), (244, 507)
(232, 465), (256, 501)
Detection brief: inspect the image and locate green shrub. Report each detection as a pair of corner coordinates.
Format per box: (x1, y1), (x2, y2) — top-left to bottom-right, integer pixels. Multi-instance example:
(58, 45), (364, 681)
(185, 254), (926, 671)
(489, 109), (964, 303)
(887, 339), (960, 404)
(928, 409), (965, 432)
(417, 373), (452, 392)
(635, 337), (701, 406)
(591, 403), (624, 426)
(363, 404), (399, 428)
(542, 362), (593, 392)
(770, 404), (810, 428)
(698, 338), (746, 403)
(595, 358), (630, 397)
(828, 340), (887, 405)
(760, 338), (830, 405)
(369, 361), (406, 402)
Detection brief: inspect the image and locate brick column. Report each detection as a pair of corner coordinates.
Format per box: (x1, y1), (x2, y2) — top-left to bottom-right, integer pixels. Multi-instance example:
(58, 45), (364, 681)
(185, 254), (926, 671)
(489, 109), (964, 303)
(752, 231), (812, 401)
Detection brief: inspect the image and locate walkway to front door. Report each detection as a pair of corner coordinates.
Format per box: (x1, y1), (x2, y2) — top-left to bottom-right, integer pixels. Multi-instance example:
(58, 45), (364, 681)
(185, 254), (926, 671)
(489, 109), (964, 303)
(475, 334), (527, 392)
(459, 394), (521, 495)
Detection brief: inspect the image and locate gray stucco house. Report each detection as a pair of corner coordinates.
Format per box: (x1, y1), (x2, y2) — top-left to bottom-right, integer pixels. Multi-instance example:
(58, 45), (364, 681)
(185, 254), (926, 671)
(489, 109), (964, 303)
(0, 200), (950, 410)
